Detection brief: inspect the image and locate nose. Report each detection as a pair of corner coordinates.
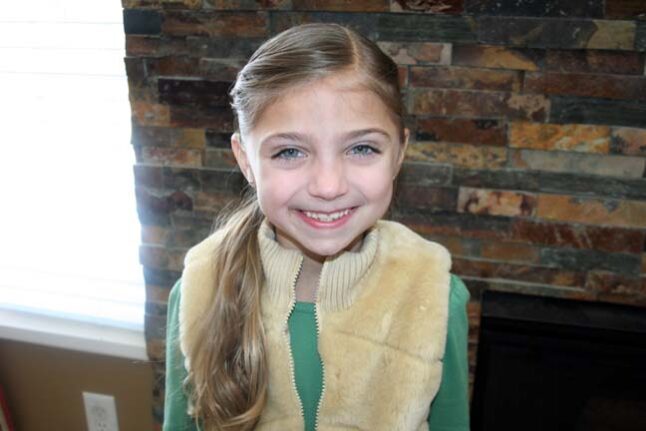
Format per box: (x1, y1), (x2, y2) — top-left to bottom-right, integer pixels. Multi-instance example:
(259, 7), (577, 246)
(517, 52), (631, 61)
(308, 158), (348, 200)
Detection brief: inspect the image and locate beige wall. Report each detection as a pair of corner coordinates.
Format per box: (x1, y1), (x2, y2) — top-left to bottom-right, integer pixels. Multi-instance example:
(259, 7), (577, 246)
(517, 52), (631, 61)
(0, 339), (153, 431)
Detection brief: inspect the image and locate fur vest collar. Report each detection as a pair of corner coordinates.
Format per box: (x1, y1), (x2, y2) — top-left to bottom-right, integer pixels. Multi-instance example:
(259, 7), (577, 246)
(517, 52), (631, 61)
(179, 219), (452, 430)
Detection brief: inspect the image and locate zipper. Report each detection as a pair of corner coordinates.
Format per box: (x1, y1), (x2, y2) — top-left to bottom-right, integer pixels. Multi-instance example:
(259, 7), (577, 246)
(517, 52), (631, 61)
(313, 269), (326, 431)
(284, 257), (306, 428)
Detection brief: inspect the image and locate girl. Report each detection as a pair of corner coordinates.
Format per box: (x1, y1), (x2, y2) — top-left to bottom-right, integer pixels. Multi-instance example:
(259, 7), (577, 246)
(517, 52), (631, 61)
(163, 23), (470, 431)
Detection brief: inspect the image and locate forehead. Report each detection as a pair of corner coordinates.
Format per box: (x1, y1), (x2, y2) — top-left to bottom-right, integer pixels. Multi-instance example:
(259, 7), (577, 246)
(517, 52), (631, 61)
(247, 73), (397, 146)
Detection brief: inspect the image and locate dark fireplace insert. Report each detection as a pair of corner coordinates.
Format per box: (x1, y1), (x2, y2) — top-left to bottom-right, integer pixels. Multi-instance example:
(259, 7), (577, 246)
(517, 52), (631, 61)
(471, 290), (646, 431)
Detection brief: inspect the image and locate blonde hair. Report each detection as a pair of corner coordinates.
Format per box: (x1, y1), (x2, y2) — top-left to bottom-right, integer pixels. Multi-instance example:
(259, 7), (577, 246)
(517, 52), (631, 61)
(185, 23), (405, 430)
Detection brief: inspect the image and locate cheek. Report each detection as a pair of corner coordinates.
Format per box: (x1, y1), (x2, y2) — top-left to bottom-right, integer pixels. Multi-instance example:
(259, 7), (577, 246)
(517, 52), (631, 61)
(350, 163), (396, 200)
(256, 169), (300, 209)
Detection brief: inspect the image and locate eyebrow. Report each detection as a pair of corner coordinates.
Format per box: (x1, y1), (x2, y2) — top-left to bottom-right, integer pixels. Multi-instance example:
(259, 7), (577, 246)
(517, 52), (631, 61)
(260, 128), (392, 147)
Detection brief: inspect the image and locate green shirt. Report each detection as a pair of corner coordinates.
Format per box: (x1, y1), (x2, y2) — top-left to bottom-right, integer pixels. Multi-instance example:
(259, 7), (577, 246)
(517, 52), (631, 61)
(163, 274), (470, 431)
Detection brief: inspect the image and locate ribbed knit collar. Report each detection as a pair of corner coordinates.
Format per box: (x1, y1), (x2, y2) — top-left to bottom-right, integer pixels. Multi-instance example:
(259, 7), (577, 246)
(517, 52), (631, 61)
(257, 218), (379, 311)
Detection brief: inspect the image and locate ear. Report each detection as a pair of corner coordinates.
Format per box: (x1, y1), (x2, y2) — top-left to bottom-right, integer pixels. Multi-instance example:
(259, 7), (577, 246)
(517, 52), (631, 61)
(394, 127), (410, 178)
(231, 132), (255, 185)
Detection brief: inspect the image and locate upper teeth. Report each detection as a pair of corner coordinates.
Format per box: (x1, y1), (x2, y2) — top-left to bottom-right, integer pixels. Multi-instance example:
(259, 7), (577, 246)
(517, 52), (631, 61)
(304, 208), (351, 222)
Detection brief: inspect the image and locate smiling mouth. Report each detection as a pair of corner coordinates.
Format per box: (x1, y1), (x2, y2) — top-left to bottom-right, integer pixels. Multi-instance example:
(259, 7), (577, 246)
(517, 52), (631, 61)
(299, 207), (356, 223)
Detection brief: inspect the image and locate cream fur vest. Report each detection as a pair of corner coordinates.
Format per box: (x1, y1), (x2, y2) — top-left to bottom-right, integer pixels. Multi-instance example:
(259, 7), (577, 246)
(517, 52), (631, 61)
(179, 219), (452, 431)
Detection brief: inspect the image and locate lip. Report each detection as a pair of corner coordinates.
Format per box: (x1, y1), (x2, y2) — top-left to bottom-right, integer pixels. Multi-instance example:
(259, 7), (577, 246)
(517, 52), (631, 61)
(296, 207), (357, 229)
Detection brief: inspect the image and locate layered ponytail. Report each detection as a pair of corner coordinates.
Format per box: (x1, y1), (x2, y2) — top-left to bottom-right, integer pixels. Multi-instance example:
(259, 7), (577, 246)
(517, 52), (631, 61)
(185, 195), (267, 430)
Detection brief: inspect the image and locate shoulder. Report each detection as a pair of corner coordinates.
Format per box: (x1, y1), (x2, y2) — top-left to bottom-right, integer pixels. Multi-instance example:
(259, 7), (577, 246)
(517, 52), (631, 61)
(375, 220), (451, 272)
(183, 228), (226, 267)
(449, 274), (470, 309)
(169, 278), (182, 307)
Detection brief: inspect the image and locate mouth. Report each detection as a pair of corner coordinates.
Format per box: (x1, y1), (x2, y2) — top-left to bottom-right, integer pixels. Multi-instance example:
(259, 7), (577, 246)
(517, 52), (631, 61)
(297, 207), (357, 226)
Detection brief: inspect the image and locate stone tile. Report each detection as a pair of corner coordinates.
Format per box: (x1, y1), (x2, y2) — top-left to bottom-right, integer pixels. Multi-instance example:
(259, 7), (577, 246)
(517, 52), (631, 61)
(546, 49), (645, 75)
(397, 161), (453, 186)
(509, 122), (610, 153)
(540, 248), (641, 274)
(417, 118), (506, 146)
(477, 17), (636, 50)
(611, 127), (646, 157)
(396, 212), (512, 240)
(422, 234), (481, 257)
(451, 257), (585, 287)
(132, 125), (207, 148)
(510, 149), (645, 179)
(585, 270), (644, 298)
(171, 209), (221, 229)
(205, 130), (233, 149)
(123, 9), (163, 35)
(162, 166), (202, 191)
(525, 71), (646, 101)
(271, 11), (378, 37)
(142, 222), (211, 248)
(293, 0), (389, 11)
(410, 89), (549, 121)
(136, 188), (180, 226)
(194, 190), (242, 212)
(143, 266), (182, 288)
(390, 0), (463, 14)
(201, 168), (246, 193)
(134, 165), (165, 189)
(158, 78), (231, 109)
(406, 141), (507, 169)
(467, 277), (599, 302)
(141, 147), (203, 166)
(126, 35), (161, 56)
(204, 0), (291, 9)
(454, 167), (646, 201)
(162, 11), (268, 37)
(605, 0), (646, 18)
(536, 194), (646, 229)
(452, 44), (543, 71)
(124, 57), (147, 86)
(145, 283), (171, 304)
(511, 219), (644, 254)
(457, 187), (537, 217)
(480, 240), (540, 263)
(637, 21), (646, 51)
(147, 56), (199, 77)
(588, 19), (638, 50)
(185, 36), (262, 58)
(398, 65), (407, 88)
(132, 101), (171, 127)
(124, 0), (202, 6)
(410, 65), (521, 91)
(551, 96), (646, 128)
(169, 105), (234, 129)
(204, 148), (238, 168)
(376, 13), (476, 43)
(377, 42), (451, 65)
(140, 245), (186, 272)
(141, 225), (170, 246)
(394, 186), (458, 211)
(465, 0), (603, 17)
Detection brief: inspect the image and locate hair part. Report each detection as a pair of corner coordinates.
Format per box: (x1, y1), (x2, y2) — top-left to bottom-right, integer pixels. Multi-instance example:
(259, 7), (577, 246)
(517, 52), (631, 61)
(186, 23), (406, 430)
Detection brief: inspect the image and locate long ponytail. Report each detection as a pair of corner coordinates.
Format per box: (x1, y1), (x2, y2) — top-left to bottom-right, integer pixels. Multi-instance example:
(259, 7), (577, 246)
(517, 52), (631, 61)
(185, 194), (267, 430)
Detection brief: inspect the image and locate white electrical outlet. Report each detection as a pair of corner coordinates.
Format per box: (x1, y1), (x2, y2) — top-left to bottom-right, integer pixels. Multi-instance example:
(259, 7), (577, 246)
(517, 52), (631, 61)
(82, 392), (120, 431)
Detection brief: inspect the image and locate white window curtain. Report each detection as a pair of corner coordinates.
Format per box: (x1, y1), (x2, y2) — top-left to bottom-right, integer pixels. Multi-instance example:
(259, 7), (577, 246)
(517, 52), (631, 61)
(0, 1), (145, 358)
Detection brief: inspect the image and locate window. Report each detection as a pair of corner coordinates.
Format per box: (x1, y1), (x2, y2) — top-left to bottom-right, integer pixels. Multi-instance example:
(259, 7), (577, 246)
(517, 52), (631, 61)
(0, 1), (145, 359)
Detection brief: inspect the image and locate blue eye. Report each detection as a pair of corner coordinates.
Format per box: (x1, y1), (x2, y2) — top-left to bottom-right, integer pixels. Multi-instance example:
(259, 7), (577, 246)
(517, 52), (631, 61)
(273, 148), (305, 160)
(349, 144), (379, 157)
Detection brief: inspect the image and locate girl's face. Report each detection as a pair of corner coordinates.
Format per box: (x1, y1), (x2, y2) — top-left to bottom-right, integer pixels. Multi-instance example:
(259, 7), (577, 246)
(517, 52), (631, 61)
(232, 71), (409, 262)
